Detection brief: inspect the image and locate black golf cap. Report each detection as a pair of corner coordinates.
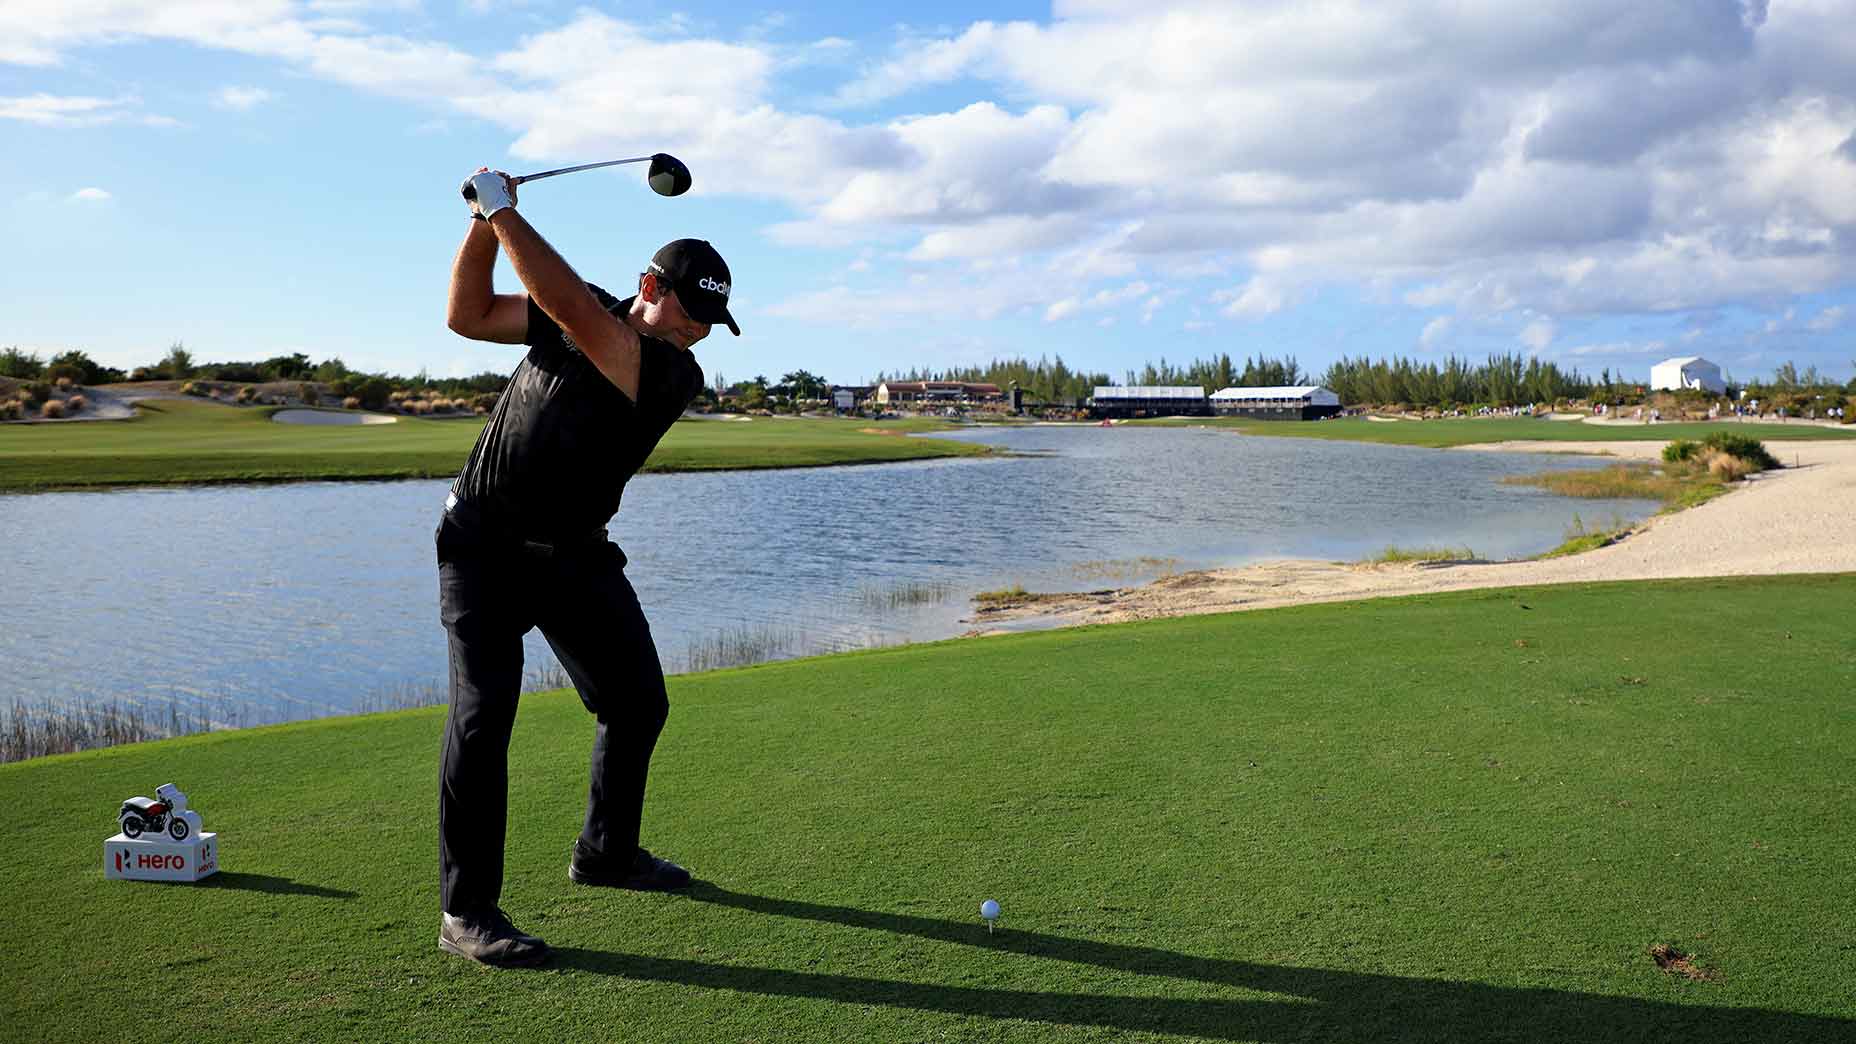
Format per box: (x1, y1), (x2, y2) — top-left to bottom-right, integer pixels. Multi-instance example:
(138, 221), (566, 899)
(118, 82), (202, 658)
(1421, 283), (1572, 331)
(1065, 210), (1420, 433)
(648, 239), (739, 336)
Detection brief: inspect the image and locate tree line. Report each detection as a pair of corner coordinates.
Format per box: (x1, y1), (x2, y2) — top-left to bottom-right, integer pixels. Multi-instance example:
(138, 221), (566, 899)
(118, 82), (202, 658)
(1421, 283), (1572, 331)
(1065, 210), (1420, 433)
(0, 343), (506, 400)
(873, 355), (1112, 403)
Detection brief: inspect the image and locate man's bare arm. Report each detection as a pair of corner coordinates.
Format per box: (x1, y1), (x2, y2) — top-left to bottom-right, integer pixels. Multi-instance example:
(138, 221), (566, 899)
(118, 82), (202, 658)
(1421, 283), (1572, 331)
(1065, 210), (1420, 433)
(487, 209), (642, 401)
(445, 219), (530, 344)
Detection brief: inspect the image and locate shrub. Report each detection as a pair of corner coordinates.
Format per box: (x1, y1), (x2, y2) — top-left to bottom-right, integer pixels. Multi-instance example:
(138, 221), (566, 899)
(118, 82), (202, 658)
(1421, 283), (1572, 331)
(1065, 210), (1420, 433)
(0, 400), (21, 420)
(1662, 439), (1700, 463)
(354, 376), (392, 410)
(0, 347), (44, 379)
(66, 394), (86, 413)
(180, 381), (202, 396)
(298, 382), (319, 406)
(234, 385), (257, 404)
(1703, 448), (1752, 482)
(470, 392), (499, 413)
(342, 396), (361, 410)
(1701, 431), (1779, 471)
(19, 381), (49, 404)
(389, 389), (410, 404)
(53, 376), (73, 391)
(40, 398), (66, 418)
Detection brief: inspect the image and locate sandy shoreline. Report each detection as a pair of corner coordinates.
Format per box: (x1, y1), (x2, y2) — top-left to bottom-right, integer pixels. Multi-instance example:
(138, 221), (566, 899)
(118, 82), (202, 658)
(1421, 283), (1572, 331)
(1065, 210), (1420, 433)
(968, 438), (1856, 631)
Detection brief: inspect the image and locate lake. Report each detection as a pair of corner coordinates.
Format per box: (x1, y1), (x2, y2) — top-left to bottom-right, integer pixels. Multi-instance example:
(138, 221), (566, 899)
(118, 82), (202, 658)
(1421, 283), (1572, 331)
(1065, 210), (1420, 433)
(0, 424), (1654, 725)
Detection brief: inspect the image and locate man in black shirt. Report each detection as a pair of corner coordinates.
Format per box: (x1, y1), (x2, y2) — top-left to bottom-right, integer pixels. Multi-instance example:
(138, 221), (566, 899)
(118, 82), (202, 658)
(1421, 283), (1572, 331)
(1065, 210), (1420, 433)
(435, 168), (738, 967)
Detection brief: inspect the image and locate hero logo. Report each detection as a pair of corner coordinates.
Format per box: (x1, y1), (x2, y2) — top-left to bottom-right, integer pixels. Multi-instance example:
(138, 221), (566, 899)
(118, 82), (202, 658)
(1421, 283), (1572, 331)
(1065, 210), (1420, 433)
(135, 853), (186, 870)
(698, 277), (729, 298)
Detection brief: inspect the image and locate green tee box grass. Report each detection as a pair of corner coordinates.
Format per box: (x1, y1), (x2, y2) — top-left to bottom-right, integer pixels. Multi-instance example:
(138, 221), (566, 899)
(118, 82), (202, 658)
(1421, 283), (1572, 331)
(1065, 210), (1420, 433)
(0, 400), (985, 491)
(1140, 415), (1856, 448)
(6, 575), (1854, 1042)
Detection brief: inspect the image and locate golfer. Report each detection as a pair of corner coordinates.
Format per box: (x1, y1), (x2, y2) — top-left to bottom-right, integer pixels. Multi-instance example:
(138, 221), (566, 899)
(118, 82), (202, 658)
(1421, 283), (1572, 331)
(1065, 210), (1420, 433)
(434, 167), (737, 967)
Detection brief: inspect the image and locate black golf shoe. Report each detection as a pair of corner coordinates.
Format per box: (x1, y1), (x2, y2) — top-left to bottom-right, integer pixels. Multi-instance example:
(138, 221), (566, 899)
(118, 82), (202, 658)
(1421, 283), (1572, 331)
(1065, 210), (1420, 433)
(438, 907), (551, 968)
(568, 841), (692, 891)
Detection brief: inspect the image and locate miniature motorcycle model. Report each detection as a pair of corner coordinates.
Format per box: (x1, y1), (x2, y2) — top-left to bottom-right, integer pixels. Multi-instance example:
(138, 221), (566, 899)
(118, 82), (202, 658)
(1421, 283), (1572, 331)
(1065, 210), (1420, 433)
(119, 783), (199, 841)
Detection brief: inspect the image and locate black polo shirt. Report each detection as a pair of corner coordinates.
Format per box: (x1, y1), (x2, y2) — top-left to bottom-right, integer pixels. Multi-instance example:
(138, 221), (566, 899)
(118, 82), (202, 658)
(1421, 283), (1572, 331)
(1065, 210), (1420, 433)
(450, 284), (704, 544)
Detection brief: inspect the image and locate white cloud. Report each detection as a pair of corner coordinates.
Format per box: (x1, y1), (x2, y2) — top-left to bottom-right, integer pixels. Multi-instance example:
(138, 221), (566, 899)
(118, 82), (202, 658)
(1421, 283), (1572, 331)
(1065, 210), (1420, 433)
(7, 0), (1855, 342)
(0, 93), (129, 125)
(1520, 319), (1555, 352)
(68, 187), (110, 201)
(1808, 305), (1845, 331)
(1045, 298), (1079, 322)
(213, 85), (274, 110)
(1420, 315), (1453, 349)
(1215, 276), (1289, 319)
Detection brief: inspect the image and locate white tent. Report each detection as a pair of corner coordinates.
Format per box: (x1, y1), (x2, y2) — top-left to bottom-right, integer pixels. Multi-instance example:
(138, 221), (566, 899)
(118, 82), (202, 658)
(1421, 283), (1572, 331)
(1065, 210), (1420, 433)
(1650, 357), (1726, 395)
(1210, 386), (1341, 406)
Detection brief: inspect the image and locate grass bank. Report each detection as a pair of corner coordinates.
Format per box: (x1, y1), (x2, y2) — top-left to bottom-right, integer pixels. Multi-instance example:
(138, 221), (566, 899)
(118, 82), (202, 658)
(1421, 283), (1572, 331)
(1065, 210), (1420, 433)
(1136, 414), (1856, 448)
(0, 400), (987, 491)
(7, 575), (1854, 1041)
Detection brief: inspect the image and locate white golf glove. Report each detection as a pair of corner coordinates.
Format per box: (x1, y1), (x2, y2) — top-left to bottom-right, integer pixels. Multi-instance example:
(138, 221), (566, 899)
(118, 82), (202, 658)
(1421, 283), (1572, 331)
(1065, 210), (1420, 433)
(461, 169), (516, 221)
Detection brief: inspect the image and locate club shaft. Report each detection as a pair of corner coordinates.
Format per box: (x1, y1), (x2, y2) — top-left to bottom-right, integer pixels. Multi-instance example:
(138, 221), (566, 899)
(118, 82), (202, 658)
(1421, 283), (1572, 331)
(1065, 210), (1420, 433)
(511, 157), (653, 186)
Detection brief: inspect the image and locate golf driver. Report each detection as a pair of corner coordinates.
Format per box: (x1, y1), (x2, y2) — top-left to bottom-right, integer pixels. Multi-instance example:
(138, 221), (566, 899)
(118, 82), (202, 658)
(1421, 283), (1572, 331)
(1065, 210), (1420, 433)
(461, 152), (692, 209)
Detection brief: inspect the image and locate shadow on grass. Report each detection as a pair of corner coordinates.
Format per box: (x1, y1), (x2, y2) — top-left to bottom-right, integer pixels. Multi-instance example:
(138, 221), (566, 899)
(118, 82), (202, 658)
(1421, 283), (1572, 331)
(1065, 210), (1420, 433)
(544, 884), (1852, 1043)
(197, 872), (358, 899)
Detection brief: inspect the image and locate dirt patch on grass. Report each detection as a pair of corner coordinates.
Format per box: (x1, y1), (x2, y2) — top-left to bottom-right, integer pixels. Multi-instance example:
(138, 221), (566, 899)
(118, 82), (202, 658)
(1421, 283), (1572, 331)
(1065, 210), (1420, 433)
(857, 427), (908, 436)
(1649, 944), (1719, 981)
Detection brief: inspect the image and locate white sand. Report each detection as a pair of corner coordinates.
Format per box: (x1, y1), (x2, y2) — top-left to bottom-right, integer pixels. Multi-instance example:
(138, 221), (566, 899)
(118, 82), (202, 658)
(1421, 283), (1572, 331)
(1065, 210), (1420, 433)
(968, 438), (1856, 630)
(272, 409), (397, 426)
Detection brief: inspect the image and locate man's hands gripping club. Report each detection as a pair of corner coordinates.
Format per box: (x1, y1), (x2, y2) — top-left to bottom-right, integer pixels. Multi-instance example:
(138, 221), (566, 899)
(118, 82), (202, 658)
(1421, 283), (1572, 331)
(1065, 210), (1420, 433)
(461, 168), (517, 222)
(454, 165), (644, 401)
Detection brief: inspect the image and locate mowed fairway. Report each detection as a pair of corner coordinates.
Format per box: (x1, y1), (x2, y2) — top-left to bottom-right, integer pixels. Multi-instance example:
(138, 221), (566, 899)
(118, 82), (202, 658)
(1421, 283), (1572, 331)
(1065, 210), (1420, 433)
(1140, 414), (1856, 448)
(6, 576), (1853, 1042)
(0, 399), (985, 490)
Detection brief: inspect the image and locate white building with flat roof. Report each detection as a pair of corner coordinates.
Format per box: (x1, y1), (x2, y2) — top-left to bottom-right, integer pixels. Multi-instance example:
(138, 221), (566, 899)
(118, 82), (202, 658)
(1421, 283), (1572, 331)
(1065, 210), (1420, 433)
(1651, 357), (1726, 395)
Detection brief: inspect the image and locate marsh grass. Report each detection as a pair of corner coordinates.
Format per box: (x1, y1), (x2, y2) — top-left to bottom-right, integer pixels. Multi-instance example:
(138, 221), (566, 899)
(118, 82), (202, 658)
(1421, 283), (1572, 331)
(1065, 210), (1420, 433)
(1540, 512), (1634, 559)
(1368, 546), (1476, 564)
(0, 696), (239, 763)
(1, 663), (580, 763)
(856, 579), (952, 611)
(973, 584), (1030, 605)
(682, 623), (805, 673)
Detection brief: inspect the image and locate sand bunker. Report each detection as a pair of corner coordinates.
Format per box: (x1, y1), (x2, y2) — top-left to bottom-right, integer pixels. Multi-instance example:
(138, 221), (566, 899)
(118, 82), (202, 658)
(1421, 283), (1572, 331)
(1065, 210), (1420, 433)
(272, 409), (397, 426)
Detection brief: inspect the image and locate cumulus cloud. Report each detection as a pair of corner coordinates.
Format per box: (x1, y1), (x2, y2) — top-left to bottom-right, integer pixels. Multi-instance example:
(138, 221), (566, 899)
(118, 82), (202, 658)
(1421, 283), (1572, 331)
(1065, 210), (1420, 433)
(213, 85), (273, 110)
(1420, 316), (1453, 349)
(1808, 305), (1846, 331)
(1215, 277), (1291, 319)
(69, 187), (110, 201)
(8, 0), (1855, 345)
(1520, 319), (1555, 352)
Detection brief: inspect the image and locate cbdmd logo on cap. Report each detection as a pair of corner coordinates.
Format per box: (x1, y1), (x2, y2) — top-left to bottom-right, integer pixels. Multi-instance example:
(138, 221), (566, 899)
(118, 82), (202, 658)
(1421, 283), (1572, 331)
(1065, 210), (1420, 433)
(698, 277), (729, 297)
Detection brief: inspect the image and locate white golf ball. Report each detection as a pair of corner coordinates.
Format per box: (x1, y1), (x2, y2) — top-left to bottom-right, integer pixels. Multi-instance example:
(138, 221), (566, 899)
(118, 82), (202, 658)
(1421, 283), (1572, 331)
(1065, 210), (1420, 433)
(980, 899), (1000, 920)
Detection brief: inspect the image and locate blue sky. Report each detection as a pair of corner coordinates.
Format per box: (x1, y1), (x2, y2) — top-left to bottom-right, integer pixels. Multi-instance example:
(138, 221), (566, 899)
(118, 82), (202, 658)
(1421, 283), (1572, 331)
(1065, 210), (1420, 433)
(3, 0), (1854, 388)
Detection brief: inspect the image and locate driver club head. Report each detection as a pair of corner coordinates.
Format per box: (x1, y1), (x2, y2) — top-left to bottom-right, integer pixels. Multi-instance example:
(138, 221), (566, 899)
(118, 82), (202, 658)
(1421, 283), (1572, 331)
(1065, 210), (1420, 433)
(647, 153), (692, 197)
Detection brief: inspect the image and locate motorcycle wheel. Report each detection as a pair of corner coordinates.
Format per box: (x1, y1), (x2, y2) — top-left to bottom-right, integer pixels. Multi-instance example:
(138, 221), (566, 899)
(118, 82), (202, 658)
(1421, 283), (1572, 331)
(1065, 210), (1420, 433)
(169, 817), (190, 841)
(122, 815), (144, 839)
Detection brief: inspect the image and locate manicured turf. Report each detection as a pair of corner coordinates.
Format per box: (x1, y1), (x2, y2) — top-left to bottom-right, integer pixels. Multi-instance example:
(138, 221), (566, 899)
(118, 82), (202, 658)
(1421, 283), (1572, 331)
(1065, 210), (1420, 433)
(0, 400), (985, 490)
(7, 575), (1854, 1042)
(1139, 415), (1856, 448)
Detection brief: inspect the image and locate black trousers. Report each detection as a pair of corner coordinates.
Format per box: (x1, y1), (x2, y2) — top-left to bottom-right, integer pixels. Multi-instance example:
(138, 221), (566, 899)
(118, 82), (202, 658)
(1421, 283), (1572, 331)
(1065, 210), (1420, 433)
(435, 509), (668, 916)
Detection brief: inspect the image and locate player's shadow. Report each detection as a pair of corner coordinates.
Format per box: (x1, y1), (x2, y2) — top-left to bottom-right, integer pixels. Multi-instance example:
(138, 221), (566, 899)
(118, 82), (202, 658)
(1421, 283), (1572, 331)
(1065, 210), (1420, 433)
(548, 883), (1853, 1043)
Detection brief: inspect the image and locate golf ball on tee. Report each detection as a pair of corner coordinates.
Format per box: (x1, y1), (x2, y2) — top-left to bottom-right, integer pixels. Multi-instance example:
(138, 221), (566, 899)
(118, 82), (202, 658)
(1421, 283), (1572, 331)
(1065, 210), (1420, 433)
(980, 899), (1000, 920)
